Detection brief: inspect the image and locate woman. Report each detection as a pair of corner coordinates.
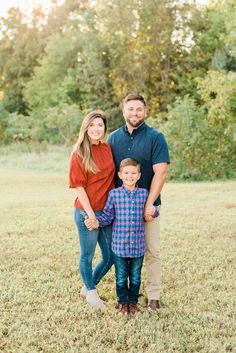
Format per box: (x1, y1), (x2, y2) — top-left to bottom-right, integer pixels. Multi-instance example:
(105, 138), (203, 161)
(69, 111), (115, 309)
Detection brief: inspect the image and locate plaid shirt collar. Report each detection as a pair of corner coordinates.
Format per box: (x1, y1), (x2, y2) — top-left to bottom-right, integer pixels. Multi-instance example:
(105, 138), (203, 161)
(121, 184), (139, 197)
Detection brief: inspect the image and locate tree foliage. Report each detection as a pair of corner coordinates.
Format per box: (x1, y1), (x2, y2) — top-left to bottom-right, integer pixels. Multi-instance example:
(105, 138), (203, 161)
(0, 0), (235, 180)
(0, 7), (46, 114)
(163, 70), (236, 180)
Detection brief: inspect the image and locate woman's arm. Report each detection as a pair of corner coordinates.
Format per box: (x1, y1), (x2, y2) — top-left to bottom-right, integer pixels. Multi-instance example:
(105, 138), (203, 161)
(84, 192), (115, 230)
(76, 186), (96, 219)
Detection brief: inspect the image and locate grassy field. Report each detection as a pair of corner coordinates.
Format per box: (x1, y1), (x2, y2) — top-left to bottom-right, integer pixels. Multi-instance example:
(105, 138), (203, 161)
(0, 149), (236, 353)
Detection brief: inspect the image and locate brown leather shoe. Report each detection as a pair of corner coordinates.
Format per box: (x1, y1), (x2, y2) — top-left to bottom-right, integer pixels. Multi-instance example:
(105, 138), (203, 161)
(129, 302), (138, 316)
(118, 303), (129, 315)
(147, 299), (160, 311)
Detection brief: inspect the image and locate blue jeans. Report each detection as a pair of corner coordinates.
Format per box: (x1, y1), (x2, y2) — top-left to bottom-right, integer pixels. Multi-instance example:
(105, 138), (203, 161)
(74, 208), (114, 290)
(114, 254), (144, 304)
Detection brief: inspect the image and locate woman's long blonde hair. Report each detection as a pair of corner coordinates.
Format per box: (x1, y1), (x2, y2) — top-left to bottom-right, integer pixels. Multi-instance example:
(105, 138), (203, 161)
(73, 111), (107, 173)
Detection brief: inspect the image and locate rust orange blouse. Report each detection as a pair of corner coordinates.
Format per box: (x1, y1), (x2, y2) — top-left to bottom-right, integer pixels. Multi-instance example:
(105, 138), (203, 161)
(69, 142), (115, 211)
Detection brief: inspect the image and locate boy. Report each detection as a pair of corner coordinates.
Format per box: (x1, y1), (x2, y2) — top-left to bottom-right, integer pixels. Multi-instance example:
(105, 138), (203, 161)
(85, 158), (159, 315)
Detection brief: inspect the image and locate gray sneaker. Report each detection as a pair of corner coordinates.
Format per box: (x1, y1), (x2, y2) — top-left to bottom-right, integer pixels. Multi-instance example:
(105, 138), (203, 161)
(86, 289), (106, 310)
(80, 285), (87, 299)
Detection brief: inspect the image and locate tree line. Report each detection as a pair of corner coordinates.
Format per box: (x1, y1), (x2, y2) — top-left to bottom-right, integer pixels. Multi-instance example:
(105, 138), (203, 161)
(0, 0), (235, 179)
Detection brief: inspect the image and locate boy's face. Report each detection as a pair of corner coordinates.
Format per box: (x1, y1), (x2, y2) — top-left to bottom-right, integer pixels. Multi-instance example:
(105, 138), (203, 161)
(118, 165), (141, 190)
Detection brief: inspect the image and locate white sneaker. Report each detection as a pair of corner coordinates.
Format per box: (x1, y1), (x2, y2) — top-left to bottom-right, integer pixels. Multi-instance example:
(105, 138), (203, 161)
(80, 285), (87, 299)
(86, 289), (106, 310)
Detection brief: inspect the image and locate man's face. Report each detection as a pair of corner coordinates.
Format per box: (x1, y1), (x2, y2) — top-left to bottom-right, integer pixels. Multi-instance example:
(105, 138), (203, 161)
(123, 99), (146, 129)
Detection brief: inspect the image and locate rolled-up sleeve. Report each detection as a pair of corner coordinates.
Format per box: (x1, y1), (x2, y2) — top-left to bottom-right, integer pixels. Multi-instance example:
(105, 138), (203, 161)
(69, 152), (87, 188)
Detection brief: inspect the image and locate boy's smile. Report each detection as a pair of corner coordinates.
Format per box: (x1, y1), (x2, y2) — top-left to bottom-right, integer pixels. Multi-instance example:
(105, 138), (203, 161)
(118, 165), (141, 190)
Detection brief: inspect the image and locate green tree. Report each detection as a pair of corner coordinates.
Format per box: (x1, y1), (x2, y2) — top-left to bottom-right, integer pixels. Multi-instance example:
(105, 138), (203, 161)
(197, 70), (236, 176)
(3, 112), (34, 144)
(0, 7), (46, 114)
(0, 102), (9, 142)
(173, 0), (236, 100)
(96, 0), (179, 117)
(42, 104), (84, 145)
(24, 31), (81, 112)
(24, 3), (120, 130)
(163, 70), (236, 180)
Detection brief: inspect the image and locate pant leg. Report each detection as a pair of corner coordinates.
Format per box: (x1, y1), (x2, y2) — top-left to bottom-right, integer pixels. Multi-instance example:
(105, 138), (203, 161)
(128, 256), (144, 304)
(93, 223), (114, 285)
(114, 254), (129, 304)
(74, 208), (99, 290)
(144, 207), (161, 300)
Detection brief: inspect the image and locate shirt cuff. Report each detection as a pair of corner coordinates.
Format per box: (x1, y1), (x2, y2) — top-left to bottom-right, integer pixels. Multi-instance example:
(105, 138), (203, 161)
(152, 207), (159, 218)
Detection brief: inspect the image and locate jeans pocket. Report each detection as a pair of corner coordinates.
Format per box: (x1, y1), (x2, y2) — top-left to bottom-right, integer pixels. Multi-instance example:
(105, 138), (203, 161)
(74, 208), (87, 226)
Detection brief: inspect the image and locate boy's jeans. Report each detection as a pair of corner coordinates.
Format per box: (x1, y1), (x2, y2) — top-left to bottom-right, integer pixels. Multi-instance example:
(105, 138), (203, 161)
(114, 254), (144, 304)
(74, 208), (114, 290)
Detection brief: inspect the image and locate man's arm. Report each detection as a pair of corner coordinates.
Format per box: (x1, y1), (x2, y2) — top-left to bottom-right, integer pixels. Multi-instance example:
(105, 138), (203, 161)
(144, 162), (168, 221)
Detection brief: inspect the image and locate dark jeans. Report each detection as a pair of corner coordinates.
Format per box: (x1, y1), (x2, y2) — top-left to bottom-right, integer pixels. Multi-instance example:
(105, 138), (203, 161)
(114, 254), (144, 304)
(74, 208), (114, 290)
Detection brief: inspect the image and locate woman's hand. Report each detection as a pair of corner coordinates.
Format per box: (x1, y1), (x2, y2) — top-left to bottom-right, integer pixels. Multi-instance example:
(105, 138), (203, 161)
(84, 217), (99, 230)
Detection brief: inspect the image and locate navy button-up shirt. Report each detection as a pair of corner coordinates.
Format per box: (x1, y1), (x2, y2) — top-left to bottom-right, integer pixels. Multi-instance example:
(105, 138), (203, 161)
(108, 122), (170, 206)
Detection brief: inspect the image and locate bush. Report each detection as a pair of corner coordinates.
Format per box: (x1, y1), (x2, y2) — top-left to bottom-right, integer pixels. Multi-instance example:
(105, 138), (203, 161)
(3, 113), (34, 144)
(163, 82), (236, 180)
(0, 102), (9, 142)
(1, 104), (84, 146)
(163, 97), (208, 180)
(41, 104), (84, 145)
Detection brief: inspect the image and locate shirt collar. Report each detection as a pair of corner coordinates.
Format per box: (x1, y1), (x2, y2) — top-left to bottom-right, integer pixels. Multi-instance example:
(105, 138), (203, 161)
(124, 121), (146, 136)
(121, 184), (139, 196)
(91, 141), (102, 147)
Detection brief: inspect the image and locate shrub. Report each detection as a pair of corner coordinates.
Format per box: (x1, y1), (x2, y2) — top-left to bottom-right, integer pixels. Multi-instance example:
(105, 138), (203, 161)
(163, 78), (236, 180)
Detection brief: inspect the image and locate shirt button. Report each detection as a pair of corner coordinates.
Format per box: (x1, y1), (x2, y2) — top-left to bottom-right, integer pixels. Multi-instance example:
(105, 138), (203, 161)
(131, 232), (134, 234)
(131, 137), (133, 139)
(128, 148), (131, 151)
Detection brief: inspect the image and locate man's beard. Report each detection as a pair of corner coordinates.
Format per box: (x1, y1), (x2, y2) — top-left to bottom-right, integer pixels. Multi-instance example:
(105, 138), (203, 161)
(126, 117), (144, 128)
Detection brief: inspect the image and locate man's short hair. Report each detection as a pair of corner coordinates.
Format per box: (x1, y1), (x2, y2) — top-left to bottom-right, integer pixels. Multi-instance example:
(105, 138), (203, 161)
(123, 93), (146, 107)
(119, 158), (141, 172)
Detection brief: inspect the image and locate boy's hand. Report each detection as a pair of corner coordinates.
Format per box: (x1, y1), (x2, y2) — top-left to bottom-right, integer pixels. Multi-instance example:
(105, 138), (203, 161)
(84, 217), (99, 230)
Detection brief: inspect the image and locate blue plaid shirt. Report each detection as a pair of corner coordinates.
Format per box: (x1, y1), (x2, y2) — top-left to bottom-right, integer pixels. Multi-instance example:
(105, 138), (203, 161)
(97, 185), (149, 258)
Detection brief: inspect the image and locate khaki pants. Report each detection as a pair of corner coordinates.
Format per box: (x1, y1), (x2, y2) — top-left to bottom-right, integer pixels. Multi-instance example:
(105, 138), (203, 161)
(144, 207), (161, 300)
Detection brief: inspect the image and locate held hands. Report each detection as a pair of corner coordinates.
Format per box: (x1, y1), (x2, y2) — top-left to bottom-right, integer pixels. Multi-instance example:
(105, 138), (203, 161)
(144, 204), (156, 222)
(84, 216), (99, 230)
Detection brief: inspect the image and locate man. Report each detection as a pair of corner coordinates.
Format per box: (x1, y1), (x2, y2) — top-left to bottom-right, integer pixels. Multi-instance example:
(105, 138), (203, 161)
(108, 93), (170, 310)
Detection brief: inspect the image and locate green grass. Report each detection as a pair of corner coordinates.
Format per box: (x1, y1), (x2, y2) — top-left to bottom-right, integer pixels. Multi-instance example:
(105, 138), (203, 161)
(0, 143), (71, 172)
(0, 150), (236, 353)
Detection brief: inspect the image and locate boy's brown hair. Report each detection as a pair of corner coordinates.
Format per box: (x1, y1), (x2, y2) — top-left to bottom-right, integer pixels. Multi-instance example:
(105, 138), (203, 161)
(119, 158), (141, 172)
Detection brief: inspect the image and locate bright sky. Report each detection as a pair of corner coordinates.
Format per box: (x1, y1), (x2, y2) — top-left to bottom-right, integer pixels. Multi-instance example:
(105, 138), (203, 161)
(0, 0), (209, 17)
(0, 0), (64, 17)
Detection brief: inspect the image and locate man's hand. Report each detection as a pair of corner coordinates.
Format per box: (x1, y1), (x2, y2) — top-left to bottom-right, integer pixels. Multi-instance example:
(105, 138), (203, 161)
(144, 204), (156, 222)
(84, 217), (99, 230)
(144, 162), (167, 221)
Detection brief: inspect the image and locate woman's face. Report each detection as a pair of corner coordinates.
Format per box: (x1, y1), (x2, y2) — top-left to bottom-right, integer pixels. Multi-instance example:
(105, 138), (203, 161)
(87, 117), (105, 144)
